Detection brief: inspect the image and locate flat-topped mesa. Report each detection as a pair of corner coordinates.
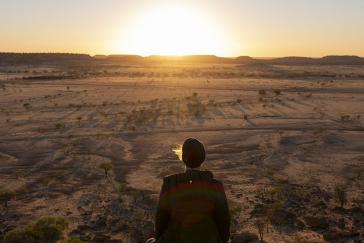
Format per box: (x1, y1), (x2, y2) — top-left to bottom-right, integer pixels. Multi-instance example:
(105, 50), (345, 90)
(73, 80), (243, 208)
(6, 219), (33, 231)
(1, 52), (364, 65)
(105, 55), (144, 63)
(319, 55), (364, 65)
(0, 53), (92, 65)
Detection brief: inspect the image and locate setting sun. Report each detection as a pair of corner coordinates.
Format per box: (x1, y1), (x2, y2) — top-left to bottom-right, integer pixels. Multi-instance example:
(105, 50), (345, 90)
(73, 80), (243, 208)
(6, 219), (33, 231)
(114, 5), (231, 56)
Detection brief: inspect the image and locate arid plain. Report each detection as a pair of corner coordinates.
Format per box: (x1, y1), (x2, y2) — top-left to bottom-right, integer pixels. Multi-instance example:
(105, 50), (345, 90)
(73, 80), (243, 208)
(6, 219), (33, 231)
(1, 58), (364, 242)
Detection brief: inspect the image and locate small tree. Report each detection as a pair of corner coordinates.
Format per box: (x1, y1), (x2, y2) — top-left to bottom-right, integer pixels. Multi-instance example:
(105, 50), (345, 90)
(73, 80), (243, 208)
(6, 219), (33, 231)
(255, 218), (266, 242)
(99, 162), (113, 177)
(265, 202), (284, 234)
(334, 184), (347, 208)
(77, 116), (82, 127)
(0, 189), (15, 208)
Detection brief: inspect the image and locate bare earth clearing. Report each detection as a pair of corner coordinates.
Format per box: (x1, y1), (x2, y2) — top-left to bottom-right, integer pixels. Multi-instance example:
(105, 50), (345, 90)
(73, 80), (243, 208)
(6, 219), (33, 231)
(0, 63), (364, 242)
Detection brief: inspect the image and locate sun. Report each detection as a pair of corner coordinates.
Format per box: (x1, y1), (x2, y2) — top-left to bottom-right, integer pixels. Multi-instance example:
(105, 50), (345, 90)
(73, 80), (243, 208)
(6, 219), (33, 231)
(115, 5), (230, 56)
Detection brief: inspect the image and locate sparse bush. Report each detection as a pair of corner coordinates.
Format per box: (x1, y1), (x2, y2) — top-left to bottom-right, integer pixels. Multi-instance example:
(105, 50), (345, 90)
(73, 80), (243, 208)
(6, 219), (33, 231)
(23, 103), (31, 109)
(259, 90), (266, 95)
(265, 201), (285, 232)
(255, 218), (266, 242)
(334, 184), (347, 208)
(3, 227), (36, 243)
(229, 201), (241, 219)
(99, 162), (113, 177)
(4, 217), (68, 243)
(274, 89), (281, 96)
(0, 189), (16, 208)
(77, 116), (82, 127)
(340, 115), (351, 122)
(55, 123), (65, 129)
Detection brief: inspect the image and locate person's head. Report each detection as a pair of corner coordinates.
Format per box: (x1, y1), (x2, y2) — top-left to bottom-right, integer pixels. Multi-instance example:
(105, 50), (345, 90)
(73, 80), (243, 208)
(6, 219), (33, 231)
(182, 138), (205, 169)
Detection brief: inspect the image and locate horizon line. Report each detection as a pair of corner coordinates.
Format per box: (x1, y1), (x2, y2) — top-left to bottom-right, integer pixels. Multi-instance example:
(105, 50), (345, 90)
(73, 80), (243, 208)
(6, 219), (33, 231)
(1, 52), (363, 59)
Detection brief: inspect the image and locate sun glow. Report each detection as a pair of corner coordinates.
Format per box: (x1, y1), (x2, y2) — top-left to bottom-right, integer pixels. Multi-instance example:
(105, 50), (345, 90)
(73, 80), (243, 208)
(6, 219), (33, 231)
(173, 144), (183, 161)
(115, 5), (231, 56)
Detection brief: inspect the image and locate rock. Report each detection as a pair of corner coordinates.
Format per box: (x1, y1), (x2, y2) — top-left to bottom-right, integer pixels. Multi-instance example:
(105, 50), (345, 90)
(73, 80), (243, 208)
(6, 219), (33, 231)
(231, 232), (259, 243)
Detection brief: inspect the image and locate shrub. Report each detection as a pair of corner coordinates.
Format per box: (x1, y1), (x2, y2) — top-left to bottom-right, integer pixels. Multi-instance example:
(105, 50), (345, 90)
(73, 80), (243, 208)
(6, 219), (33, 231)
(0, 189), (16, 208)
(23, 103), (31, 109)
(334, 184), (347, 208)
(99, 162), (113, 177)
(274, 89), (281, 96)
(4, 217), (68, 243)
(255, 218), (266, 242)
(55, 123), (65, 130)
(33, 217), (68, 242)
(265, 201), (285, 230)
(259, 90), (266, 95)
(340, 115), (350, 122)
(229, 201), (241, 218)
(77, 116), (82, 127)
(3, 227), (37, 243)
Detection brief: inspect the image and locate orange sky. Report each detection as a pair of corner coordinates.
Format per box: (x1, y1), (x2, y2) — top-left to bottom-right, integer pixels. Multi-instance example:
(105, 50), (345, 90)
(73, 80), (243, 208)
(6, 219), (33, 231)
(1, 0), (364, 57)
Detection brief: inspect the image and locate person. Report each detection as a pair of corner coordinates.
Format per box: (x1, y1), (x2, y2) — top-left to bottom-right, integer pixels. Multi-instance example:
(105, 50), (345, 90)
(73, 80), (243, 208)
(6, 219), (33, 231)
(153, 138), (230, 243)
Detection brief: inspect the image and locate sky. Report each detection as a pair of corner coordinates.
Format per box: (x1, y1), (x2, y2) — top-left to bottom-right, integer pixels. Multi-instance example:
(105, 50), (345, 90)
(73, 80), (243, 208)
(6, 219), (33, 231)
(1, 0), (364, 57)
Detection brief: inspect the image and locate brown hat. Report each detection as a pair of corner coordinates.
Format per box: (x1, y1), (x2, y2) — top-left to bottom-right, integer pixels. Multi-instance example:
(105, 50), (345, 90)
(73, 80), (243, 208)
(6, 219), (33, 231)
(182, 138), (205, 168)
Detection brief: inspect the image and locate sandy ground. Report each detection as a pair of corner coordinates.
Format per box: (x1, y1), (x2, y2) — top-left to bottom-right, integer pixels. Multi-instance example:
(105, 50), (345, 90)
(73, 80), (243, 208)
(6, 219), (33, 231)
(0, 63), (364, 242)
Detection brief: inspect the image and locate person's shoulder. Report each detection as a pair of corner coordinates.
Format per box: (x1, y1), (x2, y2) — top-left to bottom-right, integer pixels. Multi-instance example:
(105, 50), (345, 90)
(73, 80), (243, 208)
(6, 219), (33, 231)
(163, 172), (184, 181)
(162, 173), (184, 187)
(163, 170), (223, 185)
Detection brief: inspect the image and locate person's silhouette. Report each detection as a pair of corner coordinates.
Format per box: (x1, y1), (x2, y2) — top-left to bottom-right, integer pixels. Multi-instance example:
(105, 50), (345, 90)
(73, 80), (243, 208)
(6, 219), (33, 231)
(153, 138), (230, 243)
